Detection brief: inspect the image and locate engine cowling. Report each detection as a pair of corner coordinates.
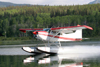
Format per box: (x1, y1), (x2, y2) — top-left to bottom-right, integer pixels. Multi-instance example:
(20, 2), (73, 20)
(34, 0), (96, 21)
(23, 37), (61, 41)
(33, 31), (38, 35)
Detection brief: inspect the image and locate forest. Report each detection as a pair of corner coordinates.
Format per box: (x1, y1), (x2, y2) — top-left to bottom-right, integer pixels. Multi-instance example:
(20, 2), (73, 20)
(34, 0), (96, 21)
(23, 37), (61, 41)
(0, 4), (100, 38)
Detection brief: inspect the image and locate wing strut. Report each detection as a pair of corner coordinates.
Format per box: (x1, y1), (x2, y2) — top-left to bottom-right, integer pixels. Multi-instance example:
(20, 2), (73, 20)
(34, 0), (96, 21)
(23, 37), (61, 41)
(48, 29), (62, 47)
(59, 41), (61, 47)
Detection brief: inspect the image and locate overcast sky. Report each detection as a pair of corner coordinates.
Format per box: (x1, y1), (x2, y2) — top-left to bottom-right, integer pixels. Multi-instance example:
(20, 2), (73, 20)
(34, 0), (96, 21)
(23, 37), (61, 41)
(0, 0), (95, 5)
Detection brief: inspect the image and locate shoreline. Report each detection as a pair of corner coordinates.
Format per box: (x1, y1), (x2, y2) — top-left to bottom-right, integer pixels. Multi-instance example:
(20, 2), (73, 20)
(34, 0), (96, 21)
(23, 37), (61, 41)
(0, 37), (100, 45)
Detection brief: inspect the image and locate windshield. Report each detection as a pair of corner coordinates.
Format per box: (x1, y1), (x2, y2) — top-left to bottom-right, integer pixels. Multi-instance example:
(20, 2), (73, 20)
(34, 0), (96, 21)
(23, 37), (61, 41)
(43, 28), (50, 32)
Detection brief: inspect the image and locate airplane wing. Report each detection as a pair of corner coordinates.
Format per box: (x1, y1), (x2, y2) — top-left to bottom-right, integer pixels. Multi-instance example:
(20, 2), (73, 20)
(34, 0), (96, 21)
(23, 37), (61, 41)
(19, 28), (43, 33)
(50, 25), (93, 33)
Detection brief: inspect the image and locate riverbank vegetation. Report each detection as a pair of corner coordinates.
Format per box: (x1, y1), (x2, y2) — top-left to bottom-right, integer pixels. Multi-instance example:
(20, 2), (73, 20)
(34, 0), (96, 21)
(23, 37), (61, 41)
(0, 36), (100, 45)
(0, 4), (100, 39)
(0, 37), (43, 45)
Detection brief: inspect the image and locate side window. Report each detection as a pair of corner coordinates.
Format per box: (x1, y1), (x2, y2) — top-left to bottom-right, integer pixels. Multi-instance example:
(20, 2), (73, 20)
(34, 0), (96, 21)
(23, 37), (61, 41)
(52, 31), (56, 34)
(65, 30), (76, 34)
(57, 33), (62, 35)
(73, 30), (76, 33)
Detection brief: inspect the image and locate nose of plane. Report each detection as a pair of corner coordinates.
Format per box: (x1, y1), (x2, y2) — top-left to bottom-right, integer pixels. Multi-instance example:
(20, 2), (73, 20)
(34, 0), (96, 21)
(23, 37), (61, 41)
(33, 31), (38, 35)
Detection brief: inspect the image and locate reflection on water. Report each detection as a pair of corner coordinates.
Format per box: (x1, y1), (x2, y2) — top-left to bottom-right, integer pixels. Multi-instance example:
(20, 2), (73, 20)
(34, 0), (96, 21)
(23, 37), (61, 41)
(0, 54), (100, 67)
(0, 41), (100, 67)
(24, 54), (82, 64)
(23, 53), (100, 67)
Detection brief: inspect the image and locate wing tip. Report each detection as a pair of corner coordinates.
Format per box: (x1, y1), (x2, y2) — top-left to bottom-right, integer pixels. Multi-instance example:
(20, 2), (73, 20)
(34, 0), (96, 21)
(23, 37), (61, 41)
(83, 25), (93, 30)
(19, 29), (26, 33)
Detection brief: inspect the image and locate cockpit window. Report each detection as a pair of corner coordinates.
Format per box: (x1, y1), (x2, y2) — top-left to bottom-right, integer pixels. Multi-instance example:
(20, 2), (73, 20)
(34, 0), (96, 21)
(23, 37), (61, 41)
(43, 28), (50, 32)
(52, 31), (56, 34)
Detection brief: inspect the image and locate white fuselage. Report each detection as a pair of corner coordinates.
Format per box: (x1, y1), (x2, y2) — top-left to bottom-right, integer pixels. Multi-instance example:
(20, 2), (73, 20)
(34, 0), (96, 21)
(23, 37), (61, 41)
(36, 29), (82, 42)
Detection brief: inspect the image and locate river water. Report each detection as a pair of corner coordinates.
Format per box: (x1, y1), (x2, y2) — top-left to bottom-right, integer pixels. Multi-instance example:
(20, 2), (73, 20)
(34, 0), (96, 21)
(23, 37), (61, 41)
(0, 41), (100, 67)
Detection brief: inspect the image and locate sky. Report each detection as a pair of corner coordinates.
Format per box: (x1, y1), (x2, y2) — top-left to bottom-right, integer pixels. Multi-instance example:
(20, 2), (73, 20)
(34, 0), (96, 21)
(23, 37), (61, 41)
(0, 0), (95, 5)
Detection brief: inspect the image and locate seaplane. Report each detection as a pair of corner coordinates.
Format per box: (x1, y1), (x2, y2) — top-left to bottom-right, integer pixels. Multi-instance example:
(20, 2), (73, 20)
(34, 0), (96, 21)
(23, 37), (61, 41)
(19, 25), (93, 54)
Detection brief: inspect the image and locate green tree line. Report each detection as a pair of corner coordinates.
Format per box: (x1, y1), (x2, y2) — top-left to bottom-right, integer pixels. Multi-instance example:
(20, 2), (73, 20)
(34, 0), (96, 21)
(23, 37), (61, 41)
(0, 4), (100, 37)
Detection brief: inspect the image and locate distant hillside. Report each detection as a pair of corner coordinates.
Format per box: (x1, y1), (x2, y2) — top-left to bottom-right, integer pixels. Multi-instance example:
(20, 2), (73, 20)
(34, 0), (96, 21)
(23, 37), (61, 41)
(0, 1), (31, 7)
(89, 0), (100, 4)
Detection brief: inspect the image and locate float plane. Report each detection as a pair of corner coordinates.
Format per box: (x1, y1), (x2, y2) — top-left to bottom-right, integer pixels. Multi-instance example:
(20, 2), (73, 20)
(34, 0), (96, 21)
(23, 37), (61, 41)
(19, 25), (93, 54)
